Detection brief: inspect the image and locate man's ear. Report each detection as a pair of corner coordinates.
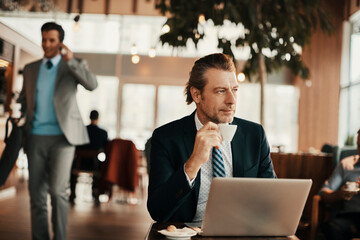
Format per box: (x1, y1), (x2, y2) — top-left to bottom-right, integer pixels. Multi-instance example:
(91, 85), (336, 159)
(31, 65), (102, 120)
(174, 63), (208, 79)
(190, 87), (201, 104)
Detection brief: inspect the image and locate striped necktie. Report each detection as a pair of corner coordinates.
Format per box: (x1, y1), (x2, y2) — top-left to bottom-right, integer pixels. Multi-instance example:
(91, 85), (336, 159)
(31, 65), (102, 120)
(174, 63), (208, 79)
(212, 147), (226, 177)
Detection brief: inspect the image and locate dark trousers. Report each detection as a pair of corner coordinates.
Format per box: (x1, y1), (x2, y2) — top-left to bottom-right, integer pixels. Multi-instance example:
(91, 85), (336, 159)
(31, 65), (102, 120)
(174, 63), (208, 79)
(323, 212), (360, 240)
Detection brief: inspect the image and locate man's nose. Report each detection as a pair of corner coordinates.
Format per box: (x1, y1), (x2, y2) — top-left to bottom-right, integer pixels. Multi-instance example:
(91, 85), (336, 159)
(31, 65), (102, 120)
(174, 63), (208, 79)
(43, 41), (50, 48)
(225, 90), (236, 104)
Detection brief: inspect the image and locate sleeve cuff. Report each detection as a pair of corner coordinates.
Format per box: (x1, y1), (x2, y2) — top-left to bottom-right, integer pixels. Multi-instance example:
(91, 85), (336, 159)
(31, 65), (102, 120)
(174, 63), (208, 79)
(184, 164), (196, 188)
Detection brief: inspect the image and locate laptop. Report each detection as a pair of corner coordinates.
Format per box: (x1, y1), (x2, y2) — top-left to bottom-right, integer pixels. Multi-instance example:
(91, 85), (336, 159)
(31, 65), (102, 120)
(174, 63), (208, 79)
(189, 177), (312, 237)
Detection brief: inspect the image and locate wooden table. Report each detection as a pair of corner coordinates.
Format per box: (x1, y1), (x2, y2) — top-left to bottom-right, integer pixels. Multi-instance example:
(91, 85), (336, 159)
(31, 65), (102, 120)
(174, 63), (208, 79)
(145, 222), (299, 240)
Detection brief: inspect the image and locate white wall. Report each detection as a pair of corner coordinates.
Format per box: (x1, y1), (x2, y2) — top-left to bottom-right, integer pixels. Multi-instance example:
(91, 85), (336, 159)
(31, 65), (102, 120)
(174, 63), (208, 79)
(0, 22), (42, 94)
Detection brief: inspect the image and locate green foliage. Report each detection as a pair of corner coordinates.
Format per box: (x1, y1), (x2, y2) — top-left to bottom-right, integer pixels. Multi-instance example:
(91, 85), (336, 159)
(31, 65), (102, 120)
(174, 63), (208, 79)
(155, 0), (334, 80)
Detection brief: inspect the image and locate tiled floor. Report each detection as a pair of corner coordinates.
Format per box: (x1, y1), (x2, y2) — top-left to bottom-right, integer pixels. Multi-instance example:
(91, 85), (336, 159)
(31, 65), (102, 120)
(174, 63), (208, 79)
(0, 173), (153, 240)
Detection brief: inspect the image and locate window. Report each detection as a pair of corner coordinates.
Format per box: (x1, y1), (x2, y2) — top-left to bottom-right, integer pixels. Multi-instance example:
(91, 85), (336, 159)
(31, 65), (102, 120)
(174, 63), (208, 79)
(349, 85), (360, 136)
(0, 14), (249, 59)
(77, 75), (118, 139)
(339, 18), (360, 146)
(350, 34), (360, 83)
(119, 82), (299, 152)
(156, 85), (195, 127)
(120, 84), (156, 149)
(264, 85), (299, 153)
(235, 83), (299, 152)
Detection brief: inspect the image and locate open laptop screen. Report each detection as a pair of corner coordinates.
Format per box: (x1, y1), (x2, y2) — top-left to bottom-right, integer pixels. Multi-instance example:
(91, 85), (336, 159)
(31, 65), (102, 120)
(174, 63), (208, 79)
(197, 178), (312, 237)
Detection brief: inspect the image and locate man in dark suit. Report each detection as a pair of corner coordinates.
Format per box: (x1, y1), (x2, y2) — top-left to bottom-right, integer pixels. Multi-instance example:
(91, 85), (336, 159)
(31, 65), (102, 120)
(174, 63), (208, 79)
(69, 110), (108, 205)
(18, 22), (97, 240)
(78, 110), (108, 151)
(147, 53), (276, 223)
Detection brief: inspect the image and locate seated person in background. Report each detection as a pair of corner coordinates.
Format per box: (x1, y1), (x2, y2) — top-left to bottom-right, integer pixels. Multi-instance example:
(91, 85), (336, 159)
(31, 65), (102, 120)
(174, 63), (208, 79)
(70, 110), (108, 205)
(319, 129), (360, 240)
(147, 53), (276, 223)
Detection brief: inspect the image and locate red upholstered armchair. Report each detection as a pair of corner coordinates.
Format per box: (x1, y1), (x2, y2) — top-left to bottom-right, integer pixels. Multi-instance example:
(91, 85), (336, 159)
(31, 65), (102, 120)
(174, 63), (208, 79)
(100, 139), (139, 199)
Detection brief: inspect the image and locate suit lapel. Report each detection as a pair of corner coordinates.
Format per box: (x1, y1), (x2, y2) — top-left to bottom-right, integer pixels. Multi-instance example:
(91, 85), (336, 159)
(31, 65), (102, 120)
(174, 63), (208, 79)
(231, 120), (245, 177)
(183, 111), (197, 158)
(181, 111), (201, 201)
(28, 61), (41, 111)
(55, 59), (67, 88)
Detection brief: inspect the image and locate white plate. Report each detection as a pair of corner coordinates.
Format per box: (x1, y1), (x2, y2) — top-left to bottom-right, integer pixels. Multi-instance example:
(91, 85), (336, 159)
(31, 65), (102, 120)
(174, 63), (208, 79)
(345, 187), (360, 192)
(158, 227), (197, 239)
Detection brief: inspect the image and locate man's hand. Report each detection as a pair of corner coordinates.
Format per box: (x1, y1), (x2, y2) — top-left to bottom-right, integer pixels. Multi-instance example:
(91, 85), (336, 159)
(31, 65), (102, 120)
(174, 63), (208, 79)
(339, 185), (358, 201)
(356, 176), (360, 188)
(59, 43), (73, 61)
(185, 122), (222, 180)
(341, 155), (358, 171)
(321, 186), (358, 202)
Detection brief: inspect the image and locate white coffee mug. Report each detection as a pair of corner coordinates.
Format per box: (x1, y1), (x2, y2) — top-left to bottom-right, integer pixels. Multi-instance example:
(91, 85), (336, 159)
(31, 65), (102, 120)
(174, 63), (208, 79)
(345, 181), (358, 191)
(218, 124), (237, 142)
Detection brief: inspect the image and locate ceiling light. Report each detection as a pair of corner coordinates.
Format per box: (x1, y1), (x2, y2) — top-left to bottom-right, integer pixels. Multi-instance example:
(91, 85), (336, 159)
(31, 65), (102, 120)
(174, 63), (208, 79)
(237, 72), (246, 82)
(74, 14), (80, 22)
(148, 48), (156, 58)
(73, 22), (80, 32)
(131, 55), (140, 64)
(130, 44), (138, 55)
(73, 14), (81, 32)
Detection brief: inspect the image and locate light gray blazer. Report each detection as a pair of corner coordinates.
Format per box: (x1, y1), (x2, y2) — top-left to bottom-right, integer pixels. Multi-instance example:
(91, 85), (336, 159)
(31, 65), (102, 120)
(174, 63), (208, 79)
(18, 58), (98, 146)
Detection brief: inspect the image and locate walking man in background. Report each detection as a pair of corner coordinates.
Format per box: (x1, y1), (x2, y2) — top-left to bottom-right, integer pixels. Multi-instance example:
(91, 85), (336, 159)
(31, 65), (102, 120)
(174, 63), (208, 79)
(18, 22), (97, 240)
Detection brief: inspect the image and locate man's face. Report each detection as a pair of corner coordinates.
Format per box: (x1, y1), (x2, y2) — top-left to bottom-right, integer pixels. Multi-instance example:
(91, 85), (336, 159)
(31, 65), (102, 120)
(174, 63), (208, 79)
(42, 30), (61, 59)
(193, 68), (239, 124)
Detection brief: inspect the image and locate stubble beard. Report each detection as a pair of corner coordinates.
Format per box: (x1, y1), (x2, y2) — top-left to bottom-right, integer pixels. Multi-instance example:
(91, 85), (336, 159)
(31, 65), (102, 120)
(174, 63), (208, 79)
(205, 110), (234, 124)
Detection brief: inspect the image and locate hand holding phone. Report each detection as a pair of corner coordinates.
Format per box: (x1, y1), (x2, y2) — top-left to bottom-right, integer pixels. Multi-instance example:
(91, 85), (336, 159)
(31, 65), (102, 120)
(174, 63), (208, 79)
(59, 43), (73, 61)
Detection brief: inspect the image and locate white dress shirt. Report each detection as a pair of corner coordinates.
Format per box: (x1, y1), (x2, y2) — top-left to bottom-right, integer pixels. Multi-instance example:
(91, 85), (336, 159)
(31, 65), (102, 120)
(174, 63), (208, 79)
(185, 112), (233, 221)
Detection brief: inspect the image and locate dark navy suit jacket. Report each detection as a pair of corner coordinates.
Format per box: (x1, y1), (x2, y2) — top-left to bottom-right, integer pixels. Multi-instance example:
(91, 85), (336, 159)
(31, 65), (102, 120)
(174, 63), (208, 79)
(147, 111), (276, 222)
(78, 124), (108, 151)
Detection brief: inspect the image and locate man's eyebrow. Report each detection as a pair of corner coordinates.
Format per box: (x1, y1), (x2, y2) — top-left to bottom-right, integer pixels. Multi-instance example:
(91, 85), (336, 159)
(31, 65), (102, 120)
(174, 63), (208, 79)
(214, 86), (228, 89)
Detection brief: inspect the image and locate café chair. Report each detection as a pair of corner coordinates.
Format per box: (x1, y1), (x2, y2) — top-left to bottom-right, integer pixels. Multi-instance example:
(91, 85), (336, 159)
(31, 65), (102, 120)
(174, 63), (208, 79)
(310, 194), (353, 240)
(72, 149), (103, 174)
(70, 148), (104, 204)
(310, 195), (326, 240)
(100, 138), (140, 204)
(339, 147), (358, 162)
(320, 143), (339, 168)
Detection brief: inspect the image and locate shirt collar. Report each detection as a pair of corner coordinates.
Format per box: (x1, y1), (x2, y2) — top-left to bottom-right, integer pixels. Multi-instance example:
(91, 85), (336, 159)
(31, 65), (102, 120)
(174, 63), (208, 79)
(43, 54), (61, 67)
(194, 111), (203, 131)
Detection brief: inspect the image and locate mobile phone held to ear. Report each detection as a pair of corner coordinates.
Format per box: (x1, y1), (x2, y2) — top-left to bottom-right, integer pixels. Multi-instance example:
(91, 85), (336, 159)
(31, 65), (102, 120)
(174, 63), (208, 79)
(60, 47), (67, 55)
(59, 47), (67, 55)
